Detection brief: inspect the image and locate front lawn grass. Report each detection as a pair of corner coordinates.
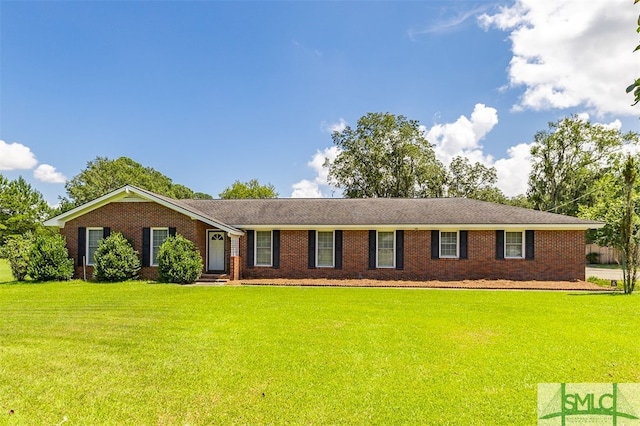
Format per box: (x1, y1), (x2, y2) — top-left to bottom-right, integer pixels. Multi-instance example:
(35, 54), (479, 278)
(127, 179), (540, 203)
(0, 280), (638, 425)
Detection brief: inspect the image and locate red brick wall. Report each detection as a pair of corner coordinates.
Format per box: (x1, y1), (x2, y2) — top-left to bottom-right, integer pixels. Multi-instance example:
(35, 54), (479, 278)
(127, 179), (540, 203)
(239, 229), (586, 281)
(61, 202), (204, 280)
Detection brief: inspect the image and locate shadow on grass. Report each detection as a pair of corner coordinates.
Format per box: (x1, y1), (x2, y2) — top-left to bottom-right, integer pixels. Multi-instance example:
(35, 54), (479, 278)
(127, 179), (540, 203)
(568, 291), (628, 296)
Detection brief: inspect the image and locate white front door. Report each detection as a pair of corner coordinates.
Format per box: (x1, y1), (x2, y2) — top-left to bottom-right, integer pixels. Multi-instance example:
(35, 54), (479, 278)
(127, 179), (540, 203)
(208, 231), (225, 271)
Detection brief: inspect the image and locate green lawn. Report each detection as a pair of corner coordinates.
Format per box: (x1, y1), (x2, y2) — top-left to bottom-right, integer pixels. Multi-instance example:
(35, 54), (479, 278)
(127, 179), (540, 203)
(588, 263), (623, 269)
(0, 267), (638, 424)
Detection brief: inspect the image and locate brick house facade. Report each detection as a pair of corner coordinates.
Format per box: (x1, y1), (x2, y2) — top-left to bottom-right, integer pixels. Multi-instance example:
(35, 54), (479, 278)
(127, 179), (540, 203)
(45, 185), (602, 282)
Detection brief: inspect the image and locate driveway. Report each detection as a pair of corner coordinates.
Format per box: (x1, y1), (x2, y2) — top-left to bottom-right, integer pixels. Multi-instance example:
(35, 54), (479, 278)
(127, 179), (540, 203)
(586, 266), (623, 280)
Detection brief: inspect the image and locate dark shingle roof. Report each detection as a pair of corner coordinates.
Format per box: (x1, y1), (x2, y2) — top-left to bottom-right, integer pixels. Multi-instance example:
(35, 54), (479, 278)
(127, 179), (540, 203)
(174, 197), (602, 228)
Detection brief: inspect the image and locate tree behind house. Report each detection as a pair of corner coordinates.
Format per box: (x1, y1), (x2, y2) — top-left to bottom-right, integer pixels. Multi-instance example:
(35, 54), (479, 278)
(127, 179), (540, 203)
(219, 179), (278, 199)
(59, 156), (213, 212)
(327, 112), (447, 198)
(0, 175), (52, 245)
(527, 116), (637, 216)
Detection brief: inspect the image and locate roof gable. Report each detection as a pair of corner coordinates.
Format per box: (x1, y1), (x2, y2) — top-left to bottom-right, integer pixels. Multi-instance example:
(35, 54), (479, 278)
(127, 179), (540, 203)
(43, 186), (244, 235)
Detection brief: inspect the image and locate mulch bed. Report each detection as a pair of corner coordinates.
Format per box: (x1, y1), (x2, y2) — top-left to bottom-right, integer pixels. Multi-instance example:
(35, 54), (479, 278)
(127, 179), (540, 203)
(234, 278), (616, 291)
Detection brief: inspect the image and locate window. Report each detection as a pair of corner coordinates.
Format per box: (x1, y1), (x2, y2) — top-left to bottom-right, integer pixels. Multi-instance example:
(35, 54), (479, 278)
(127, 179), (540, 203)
(151, 228), (169, 266)
(86, 228), (103, 266)
(255, 230), (272, 266)
(440, 231), (458, 258)
(317, 231), (334, 267)
(377, 231), (395, 268)
(505, 231), (524, 258)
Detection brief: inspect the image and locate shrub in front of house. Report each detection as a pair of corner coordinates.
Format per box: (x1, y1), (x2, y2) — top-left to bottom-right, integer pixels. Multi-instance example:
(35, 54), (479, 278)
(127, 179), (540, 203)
(27, 234), (74, 281)
(157, 234), (203, 284)
(93, 232), (141, 282)
(3, 233), (34, 281)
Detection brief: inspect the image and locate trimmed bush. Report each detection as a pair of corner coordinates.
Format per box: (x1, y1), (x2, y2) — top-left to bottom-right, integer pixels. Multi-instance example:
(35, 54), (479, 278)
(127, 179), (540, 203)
(3, 233), (34, 281)
(93, 232), (141, 282)
(157, 234), (203, 284)
(27, 234), (74, 281)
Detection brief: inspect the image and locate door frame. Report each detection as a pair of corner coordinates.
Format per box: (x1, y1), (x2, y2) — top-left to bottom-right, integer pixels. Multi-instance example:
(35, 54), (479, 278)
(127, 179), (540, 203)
(206, 230), (226, 272)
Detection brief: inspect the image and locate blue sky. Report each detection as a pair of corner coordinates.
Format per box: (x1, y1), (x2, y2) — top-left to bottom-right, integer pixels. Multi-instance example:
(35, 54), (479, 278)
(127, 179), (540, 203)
(1, 0), (638, 205)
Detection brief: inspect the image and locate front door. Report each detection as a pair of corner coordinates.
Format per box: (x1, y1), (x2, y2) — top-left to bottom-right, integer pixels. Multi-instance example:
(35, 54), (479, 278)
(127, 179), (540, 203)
(207, 231), (225, 272)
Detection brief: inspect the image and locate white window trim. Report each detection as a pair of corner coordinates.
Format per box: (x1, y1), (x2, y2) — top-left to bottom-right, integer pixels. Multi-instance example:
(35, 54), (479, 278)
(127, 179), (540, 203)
(150, 227), (169, 267)
(376, 230), (396, 269)
(316, 230), (335, 268)
(254, 230), (273, 267)
(439, 230), (459, 259)
(86, 227), (104, 266)
(504, 230), (525, 259)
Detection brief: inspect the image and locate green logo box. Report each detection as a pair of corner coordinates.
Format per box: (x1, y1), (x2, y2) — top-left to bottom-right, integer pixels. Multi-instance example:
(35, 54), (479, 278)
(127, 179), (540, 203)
(538, 383), (640, 425)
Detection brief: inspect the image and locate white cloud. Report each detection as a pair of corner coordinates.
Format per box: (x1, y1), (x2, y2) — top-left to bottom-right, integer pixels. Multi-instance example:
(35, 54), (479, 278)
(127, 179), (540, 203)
(321, 118), (347, 134)
(425, 103), (498, 165)
(0, 140), (38, 170)
(493, 143), (533, 197)
(408, 4), (492, 38)
(479, 0), (638, 116)
(291, 146), (341, 198)
(291, 179), (323, 198)
(425, 104), (532, 197)
(34, 164), (66, 183)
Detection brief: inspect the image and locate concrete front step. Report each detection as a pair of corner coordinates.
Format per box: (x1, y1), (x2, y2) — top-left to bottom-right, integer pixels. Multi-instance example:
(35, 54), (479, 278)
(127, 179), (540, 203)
(198, 273), (229, 283)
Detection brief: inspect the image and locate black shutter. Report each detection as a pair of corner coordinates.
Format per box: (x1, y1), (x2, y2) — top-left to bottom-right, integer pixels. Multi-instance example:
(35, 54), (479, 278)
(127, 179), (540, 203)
(308, 230), (316, 269)
(396, 230), (404, 270)
(272, 230), (280, 269)
(142, 227), (151, 267)
(246, 230), (254, 268)
(368, 230), (377, 269)
(460, 231), (468, 259)
(335, 230), (343, 269)
(525, 230), (535, 260)
(168, 227), (176, 237)
(431, 230), (439, 259)
(103, 227), (111, 239)
(78, 227), (86, 266)
(496, 230), (505, 260)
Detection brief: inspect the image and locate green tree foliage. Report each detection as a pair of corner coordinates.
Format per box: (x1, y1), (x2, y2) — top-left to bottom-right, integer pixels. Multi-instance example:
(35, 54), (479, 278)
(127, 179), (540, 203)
(626, 0), (640, 106)
(60, 156), (212, 211)
(157, 234), (203, 284)
(327, 112), (447, 198)
(620, 156), (639, 293)
(3, 233), (34, 281)
(581, 156), (640, 294)
(446, 156), (506, 203)
(219, 179), (278, 199)
(527, 116), (638, 216)
(0, 175), (52, 245)
(504, 195), (533, 209)
(93, 232), (141, 282)
(26, 233), (74, 281)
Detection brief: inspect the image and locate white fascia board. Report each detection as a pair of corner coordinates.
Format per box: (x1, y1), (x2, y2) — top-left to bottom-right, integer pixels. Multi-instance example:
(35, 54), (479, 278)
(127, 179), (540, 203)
(233, 223), (603, 231)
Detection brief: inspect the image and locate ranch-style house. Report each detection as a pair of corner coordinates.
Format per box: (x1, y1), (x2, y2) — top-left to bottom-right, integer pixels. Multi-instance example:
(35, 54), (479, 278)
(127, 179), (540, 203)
(44, 185), (604, 282)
